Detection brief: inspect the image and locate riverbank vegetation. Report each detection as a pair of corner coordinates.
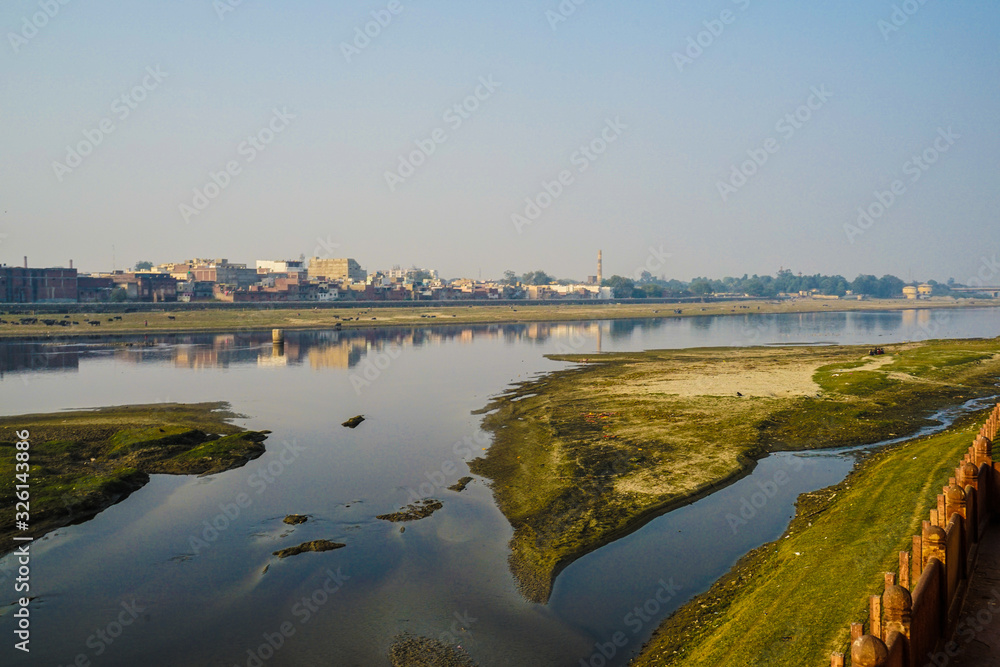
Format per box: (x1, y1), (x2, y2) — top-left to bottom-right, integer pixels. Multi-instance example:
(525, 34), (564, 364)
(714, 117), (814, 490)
(633, 410), (987, 665)
(469, 339), (1000, 603)
(0, 402), (269, 554)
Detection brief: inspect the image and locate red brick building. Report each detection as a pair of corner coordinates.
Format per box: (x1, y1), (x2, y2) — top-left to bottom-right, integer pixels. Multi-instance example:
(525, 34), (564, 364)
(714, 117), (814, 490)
(0, 267), (78, 303)
(102, 272), (178, 302)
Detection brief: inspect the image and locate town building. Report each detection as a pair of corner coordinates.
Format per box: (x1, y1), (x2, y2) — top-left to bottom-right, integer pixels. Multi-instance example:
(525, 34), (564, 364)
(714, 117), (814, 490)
(101, 272), (178, 302)
(256, 259), (307, 276)
(308, 258), (366, 282)
(156, 259), (259, 288)
(0, 260), (77, 303)
(77, 276), (115, 302)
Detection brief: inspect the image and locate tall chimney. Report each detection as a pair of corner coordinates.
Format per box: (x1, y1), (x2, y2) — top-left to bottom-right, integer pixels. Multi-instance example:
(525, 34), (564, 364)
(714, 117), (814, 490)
(597, 250), (603, 285)
(23, 256), (27, 269)
(69, 259), (73, 269)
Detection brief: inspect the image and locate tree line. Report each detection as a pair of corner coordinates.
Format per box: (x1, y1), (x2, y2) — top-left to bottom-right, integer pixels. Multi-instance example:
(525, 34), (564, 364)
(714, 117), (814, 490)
(507, 268), (964, 300)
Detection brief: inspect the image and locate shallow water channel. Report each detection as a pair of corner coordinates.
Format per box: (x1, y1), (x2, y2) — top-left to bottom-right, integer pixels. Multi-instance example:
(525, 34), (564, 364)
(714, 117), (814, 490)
(0, 307), (997, 666)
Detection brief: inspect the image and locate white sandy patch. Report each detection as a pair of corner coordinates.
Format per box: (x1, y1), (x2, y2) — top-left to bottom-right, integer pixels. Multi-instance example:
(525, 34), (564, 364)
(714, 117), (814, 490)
(609, 353), (905, 399)
(616, 358), (821, 398)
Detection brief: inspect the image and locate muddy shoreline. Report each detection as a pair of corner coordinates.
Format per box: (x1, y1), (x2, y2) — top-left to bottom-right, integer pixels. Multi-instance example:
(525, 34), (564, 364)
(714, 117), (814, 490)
(470, 339), (1000, 604)
(0, 402), (270, 556)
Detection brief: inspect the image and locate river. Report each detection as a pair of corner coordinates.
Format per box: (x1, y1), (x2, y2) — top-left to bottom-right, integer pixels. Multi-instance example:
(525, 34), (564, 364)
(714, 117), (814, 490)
(0, 306), (997, 666)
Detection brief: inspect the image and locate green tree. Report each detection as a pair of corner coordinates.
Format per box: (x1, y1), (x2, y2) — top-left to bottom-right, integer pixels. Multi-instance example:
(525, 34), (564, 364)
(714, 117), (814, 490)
(876, 274), (905, 298)
(110, 287), (128, 302)
(851, 274), (880, 296)
(642, 283), (665, 298)
(602, 275), (635, 299)
(521, 270), (554, 286)
(689, 279), (713, 295)
(135, 261), (153, 271)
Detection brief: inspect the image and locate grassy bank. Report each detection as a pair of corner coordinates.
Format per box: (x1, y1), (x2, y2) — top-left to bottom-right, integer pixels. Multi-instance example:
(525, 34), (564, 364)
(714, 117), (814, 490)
(0, 402), (269, 554)
(0, 297), (991, 338)
(633, 410), (988, 666)
(469, 339), (1000, 603)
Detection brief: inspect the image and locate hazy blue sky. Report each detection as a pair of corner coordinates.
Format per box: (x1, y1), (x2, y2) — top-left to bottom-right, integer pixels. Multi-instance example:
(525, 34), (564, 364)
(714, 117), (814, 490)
(2, 0), (998, 282)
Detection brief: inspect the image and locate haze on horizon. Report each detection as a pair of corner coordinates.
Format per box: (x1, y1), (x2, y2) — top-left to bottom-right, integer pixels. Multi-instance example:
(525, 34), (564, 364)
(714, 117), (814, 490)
(1, 0), (998, 284)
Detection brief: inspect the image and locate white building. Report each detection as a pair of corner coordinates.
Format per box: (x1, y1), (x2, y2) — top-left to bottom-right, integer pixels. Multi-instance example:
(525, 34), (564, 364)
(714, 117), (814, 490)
(256, 259), (307, 275)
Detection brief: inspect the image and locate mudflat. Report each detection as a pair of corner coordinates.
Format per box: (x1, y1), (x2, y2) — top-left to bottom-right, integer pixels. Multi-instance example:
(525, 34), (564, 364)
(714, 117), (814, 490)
(470, 339), (1000, 603)
(0, 402), (270, 555)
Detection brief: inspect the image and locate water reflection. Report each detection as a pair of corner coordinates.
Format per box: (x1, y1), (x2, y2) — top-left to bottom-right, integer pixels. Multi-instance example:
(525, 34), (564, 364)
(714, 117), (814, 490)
(0, 321), (650, 375)
(1, 307), (996, 378)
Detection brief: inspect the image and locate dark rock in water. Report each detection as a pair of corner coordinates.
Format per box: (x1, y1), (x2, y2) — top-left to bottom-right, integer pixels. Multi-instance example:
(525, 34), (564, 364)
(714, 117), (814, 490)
(342, 415), (365, 428)
(377, 499), (443, 522)
(272, 539), (345, 559)
(283, 514), (308, 525)
(448, 477), (474, 493)
(389, 633), (478, 667)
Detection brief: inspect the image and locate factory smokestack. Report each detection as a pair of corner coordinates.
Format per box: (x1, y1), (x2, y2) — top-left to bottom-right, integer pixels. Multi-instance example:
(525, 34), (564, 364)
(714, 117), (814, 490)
(597, 250), (603, 285)
(69, 259), (73, 269)
(23, 256), (27, 269)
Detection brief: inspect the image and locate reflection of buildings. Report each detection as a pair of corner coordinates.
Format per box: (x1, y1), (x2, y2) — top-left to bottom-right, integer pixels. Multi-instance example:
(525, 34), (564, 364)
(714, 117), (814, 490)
(900, 308), (935, 331)
(0, 320), (644, 375)
(0, 342), (81, 375)
(308, 337), (368, 370)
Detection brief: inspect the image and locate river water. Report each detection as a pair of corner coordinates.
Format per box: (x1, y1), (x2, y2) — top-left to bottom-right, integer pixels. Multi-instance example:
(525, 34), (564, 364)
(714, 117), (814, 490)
(0, 307), (997, 666)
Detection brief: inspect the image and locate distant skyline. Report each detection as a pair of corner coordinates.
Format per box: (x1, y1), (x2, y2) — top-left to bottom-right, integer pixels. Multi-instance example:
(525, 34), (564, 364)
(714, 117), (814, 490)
(2, 1), (999, 284)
